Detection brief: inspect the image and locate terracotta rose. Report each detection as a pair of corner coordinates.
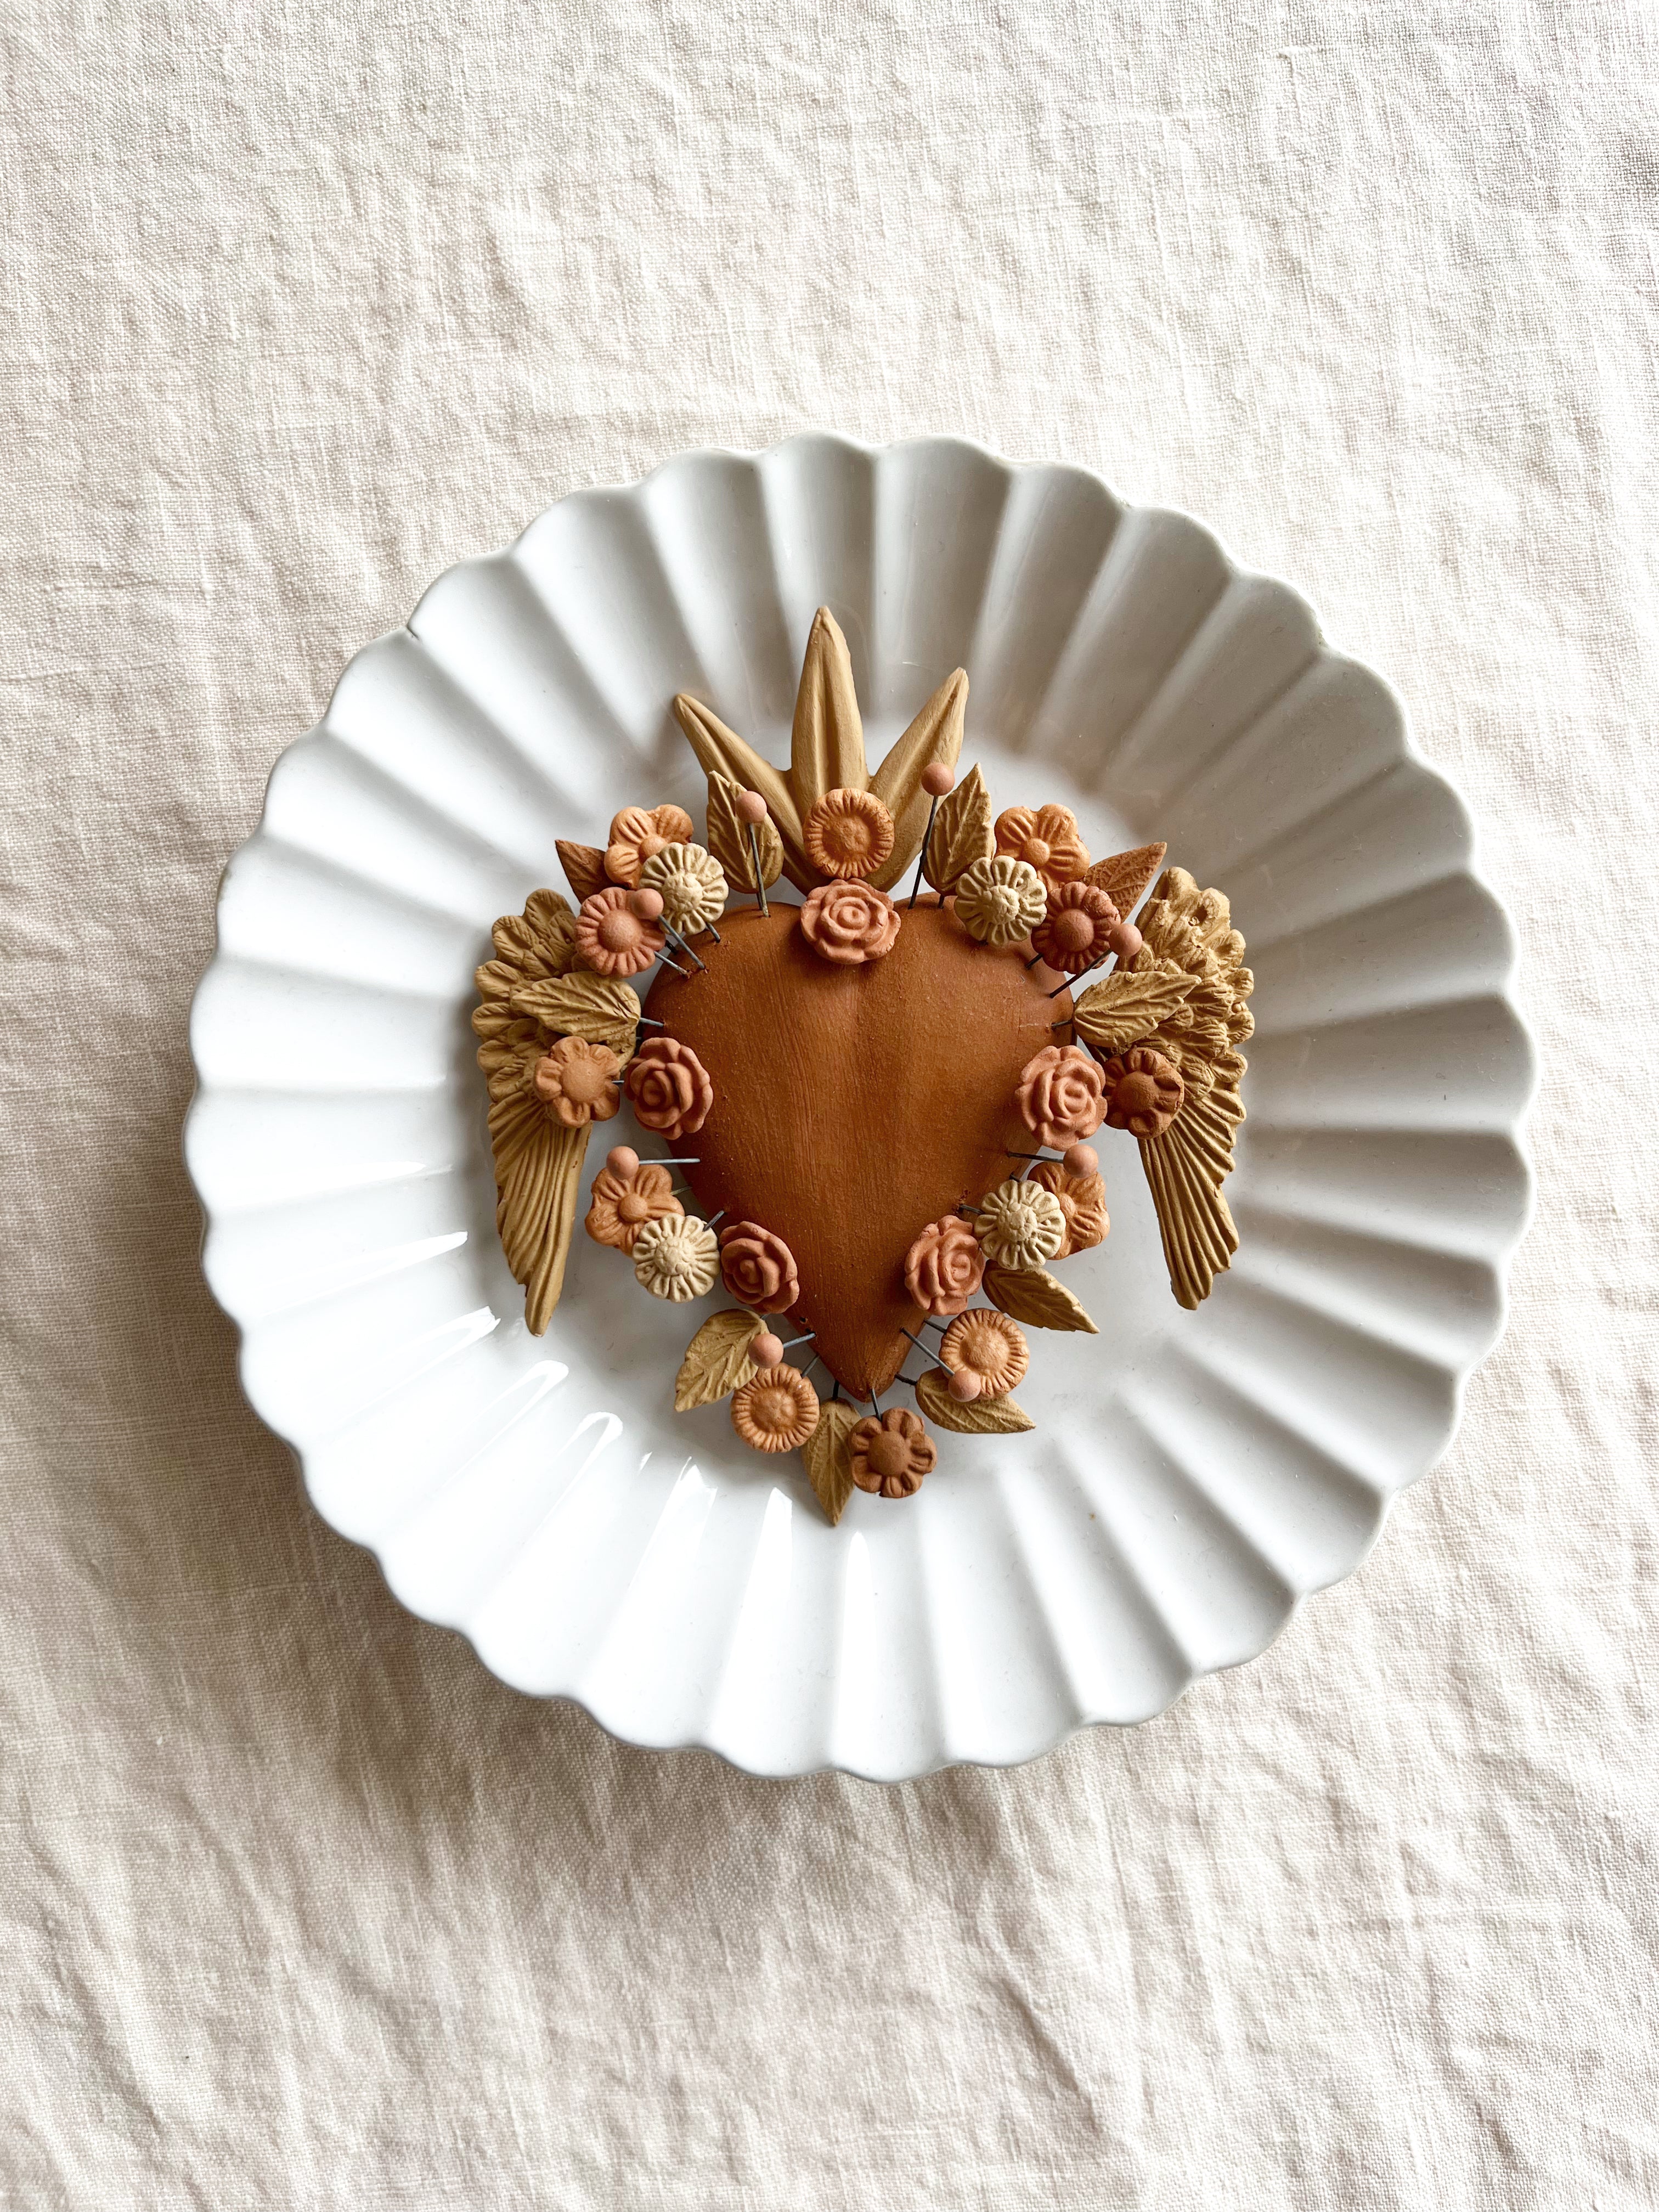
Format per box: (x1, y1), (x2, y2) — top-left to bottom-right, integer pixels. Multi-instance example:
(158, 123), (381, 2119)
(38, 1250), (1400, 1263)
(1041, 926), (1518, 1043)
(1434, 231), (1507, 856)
(904, 1214), (986, 1317)
(718, 1221), (800, 1316)
(623, 1036), (714, 1139)
(799, 879), (902, 966)
(1015, 1044), (1107, 1150)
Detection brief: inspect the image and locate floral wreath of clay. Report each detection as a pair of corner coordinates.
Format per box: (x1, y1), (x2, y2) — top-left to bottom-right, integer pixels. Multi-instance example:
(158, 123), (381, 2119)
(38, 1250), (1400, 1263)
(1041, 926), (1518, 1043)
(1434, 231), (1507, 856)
(473, 605), (1252, 1523)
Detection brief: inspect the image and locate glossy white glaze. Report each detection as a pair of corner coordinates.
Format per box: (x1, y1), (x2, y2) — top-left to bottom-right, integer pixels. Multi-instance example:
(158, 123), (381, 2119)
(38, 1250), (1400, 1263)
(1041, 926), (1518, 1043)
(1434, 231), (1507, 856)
(185, 435), (1534, 1778)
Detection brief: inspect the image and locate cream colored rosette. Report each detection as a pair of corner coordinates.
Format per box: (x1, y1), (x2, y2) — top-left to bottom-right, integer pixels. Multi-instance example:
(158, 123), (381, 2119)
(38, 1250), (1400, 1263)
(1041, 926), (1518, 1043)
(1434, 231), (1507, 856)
(975, 1178), (1066, 1271)
(953, 855), (1048, 947)
(639, 840), (727, 936)
(632, 1214), (720, 1301)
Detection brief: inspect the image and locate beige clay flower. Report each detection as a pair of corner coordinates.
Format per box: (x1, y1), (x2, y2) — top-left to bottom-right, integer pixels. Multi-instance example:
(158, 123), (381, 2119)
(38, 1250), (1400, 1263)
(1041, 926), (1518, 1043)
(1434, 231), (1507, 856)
(731, 1365), (820, 1453)
(940, 1310), (1029, 1398)
(604, 803), (695, 887)
(992, 803), (1090, 898)
(803, 787), (895, 880)
(975, 1178), (1066, 1271)
(953, 855), (1049, 947)
(850, 1408), (937, 1498)
(639, 841), (727, 935)
(531, 1036), (622, 1129)
(632, 1214), (720, 1302)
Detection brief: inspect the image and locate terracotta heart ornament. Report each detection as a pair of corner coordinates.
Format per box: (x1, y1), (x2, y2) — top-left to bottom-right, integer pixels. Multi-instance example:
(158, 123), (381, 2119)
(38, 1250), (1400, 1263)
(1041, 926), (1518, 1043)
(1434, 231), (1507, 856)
(472, 607), (1255, 1523)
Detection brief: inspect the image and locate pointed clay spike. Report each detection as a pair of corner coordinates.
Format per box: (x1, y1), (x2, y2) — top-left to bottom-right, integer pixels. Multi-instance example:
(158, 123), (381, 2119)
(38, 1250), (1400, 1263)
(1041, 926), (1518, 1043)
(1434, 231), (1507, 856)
(867, 667), (967, 892)
(789, 607), (867, 812)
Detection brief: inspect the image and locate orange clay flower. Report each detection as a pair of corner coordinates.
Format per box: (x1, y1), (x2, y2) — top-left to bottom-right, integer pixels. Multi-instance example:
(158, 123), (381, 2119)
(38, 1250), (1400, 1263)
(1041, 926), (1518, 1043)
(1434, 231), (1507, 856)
(604, 803), (695, 887)
(623, 1037), (714, 1139)
(1016, 1044), (1107, 1150)
(584, 1159), (682, 1253)
(799, 878), (901, 964)
(1028, 1160), (1109, 1256)
(940, 1310), (1029, 1398)
(803, 787), (895, 880)
(992, 803), (1090, 897)
(718, 1221), (800, 1315)
(731, 1364), (820, 1453)
(574, 884), (665, 978)
(1102, 1046), (1186, 1137)
(904, 1215), (986, 1317)
(850, 1408), (936, 1498)
(1031, 881), (1119, 974)
(532, 1037), (622, 1128)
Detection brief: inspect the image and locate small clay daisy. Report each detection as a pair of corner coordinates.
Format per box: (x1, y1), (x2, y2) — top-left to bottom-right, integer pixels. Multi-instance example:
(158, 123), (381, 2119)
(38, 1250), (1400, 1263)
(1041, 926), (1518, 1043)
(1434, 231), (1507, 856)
(940, 1310), (1029, 1398)
(974, 1178), (1066, 1272)
(803, 787), (895, 880)
(531, 1037), (623, 1129)
(631, 1214), (720, 1302)
(953, 855), (1049, 947)
(1031, 881), (1119, 974)
(992, 803), (1090, 898)
(574, 884), (665, 978)
(850, 1408), (937, 1498)
(731, 1365), (820, 1454)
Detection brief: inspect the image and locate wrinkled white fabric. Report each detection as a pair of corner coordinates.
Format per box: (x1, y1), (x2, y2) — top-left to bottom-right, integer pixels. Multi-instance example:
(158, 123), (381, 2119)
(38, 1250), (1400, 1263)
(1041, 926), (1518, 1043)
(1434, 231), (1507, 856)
(1, 2), (1652, 2205)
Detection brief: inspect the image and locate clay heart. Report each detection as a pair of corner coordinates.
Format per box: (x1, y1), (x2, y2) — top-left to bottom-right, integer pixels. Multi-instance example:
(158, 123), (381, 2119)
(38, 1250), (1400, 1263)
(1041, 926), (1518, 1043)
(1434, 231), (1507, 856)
(645, 901), (1073, 1399)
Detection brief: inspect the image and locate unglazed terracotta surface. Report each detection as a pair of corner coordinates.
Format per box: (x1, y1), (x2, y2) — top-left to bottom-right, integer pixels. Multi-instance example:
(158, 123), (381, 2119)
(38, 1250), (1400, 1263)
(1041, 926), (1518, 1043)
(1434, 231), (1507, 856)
(646, 900), (1070, 1398)
(185, 433), (1534, 1779)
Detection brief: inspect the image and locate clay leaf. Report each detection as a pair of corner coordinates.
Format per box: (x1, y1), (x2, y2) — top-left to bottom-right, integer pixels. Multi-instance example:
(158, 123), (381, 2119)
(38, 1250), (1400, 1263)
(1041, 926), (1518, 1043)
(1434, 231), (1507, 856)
(868, 667), (968, 893)
(674, 1309), (765, 1413)
(1084, 842), (1167, 917)
(706, 772), (785, 892)
(913, 1368), (1036, 1435)
(555, 842), (610, 905)
(801, 1398), (863, 1525)
(1072, 963), (1199, 1053)
(981, 1262), (1098, 1334)
(487, 1097), (591, 1333)
(921, 762), (994, 893)
(788, 608), (868, 814)
(673, 693), (806, 882)
(510, 970), (641, 1058)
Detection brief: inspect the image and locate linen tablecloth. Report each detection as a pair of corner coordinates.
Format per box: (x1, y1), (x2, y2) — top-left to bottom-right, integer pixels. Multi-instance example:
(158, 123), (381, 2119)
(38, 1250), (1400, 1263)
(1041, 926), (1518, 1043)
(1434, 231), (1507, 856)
(2, 3), (1652, 2203)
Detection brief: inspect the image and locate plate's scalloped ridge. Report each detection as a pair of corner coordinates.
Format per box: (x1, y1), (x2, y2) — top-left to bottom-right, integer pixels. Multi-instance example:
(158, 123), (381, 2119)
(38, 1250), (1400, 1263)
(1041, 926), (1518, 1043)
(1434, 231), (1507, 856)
(185, 434), (1535, 1778)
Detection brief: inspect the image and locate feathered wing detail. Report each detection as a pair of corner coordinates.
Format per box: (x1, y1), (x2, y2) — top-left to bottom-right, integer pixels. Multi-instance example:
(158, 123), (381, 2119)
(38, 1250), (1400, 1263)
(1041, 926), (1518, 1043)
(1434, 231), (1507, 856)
(1126, 867), (1253, 1308)
(473, 887), (606, 1331)
(675, 609), (966, 893)
(488, 1092), (591, 1333)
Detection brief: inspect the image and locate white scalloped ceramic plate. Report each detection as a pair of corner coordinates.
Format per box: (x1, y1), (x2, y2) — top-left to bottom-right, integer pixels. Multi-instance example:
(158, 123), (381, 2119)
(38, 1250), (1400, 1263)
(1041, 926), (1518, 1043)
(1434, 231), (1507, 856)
(186, 435), (1533, 1778)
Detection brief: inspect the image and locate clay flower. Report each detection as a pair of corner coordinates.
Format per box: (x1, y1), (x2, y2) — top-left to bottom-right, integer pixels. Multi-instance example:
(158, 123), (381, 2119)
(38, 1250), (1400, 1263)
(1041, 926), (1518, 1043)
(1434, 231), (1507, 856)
(639, 841), (727, 935)
(1016, 1045), (1108, 1150)
(604, 803), (696, 887)
(731, 1365), (820, 1453)
(993, 803), (1090, 898)
(1031, 881), (1119, 974)
(904, 1215), (986, 1317)
(632, 1214), (720, 1301)
(953, 855), (1048, 948)
(799, 879), (902, 966)
(975, 1177), (1066, 1271)
(1029, 1160), (1109, 1256)
(1102, 1046), (1186, 1138)
(532, 1037), (623, 1128)
(574, 884), (666, 978)
(624, 1037), (714, 1139)
(803, 786), (896, 880)
(718, 1221), (800, 1316)
(584, 1158), (682, 1253)
(850, 1407), (938, 1499)
(940, 1310), (1029, 1398)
